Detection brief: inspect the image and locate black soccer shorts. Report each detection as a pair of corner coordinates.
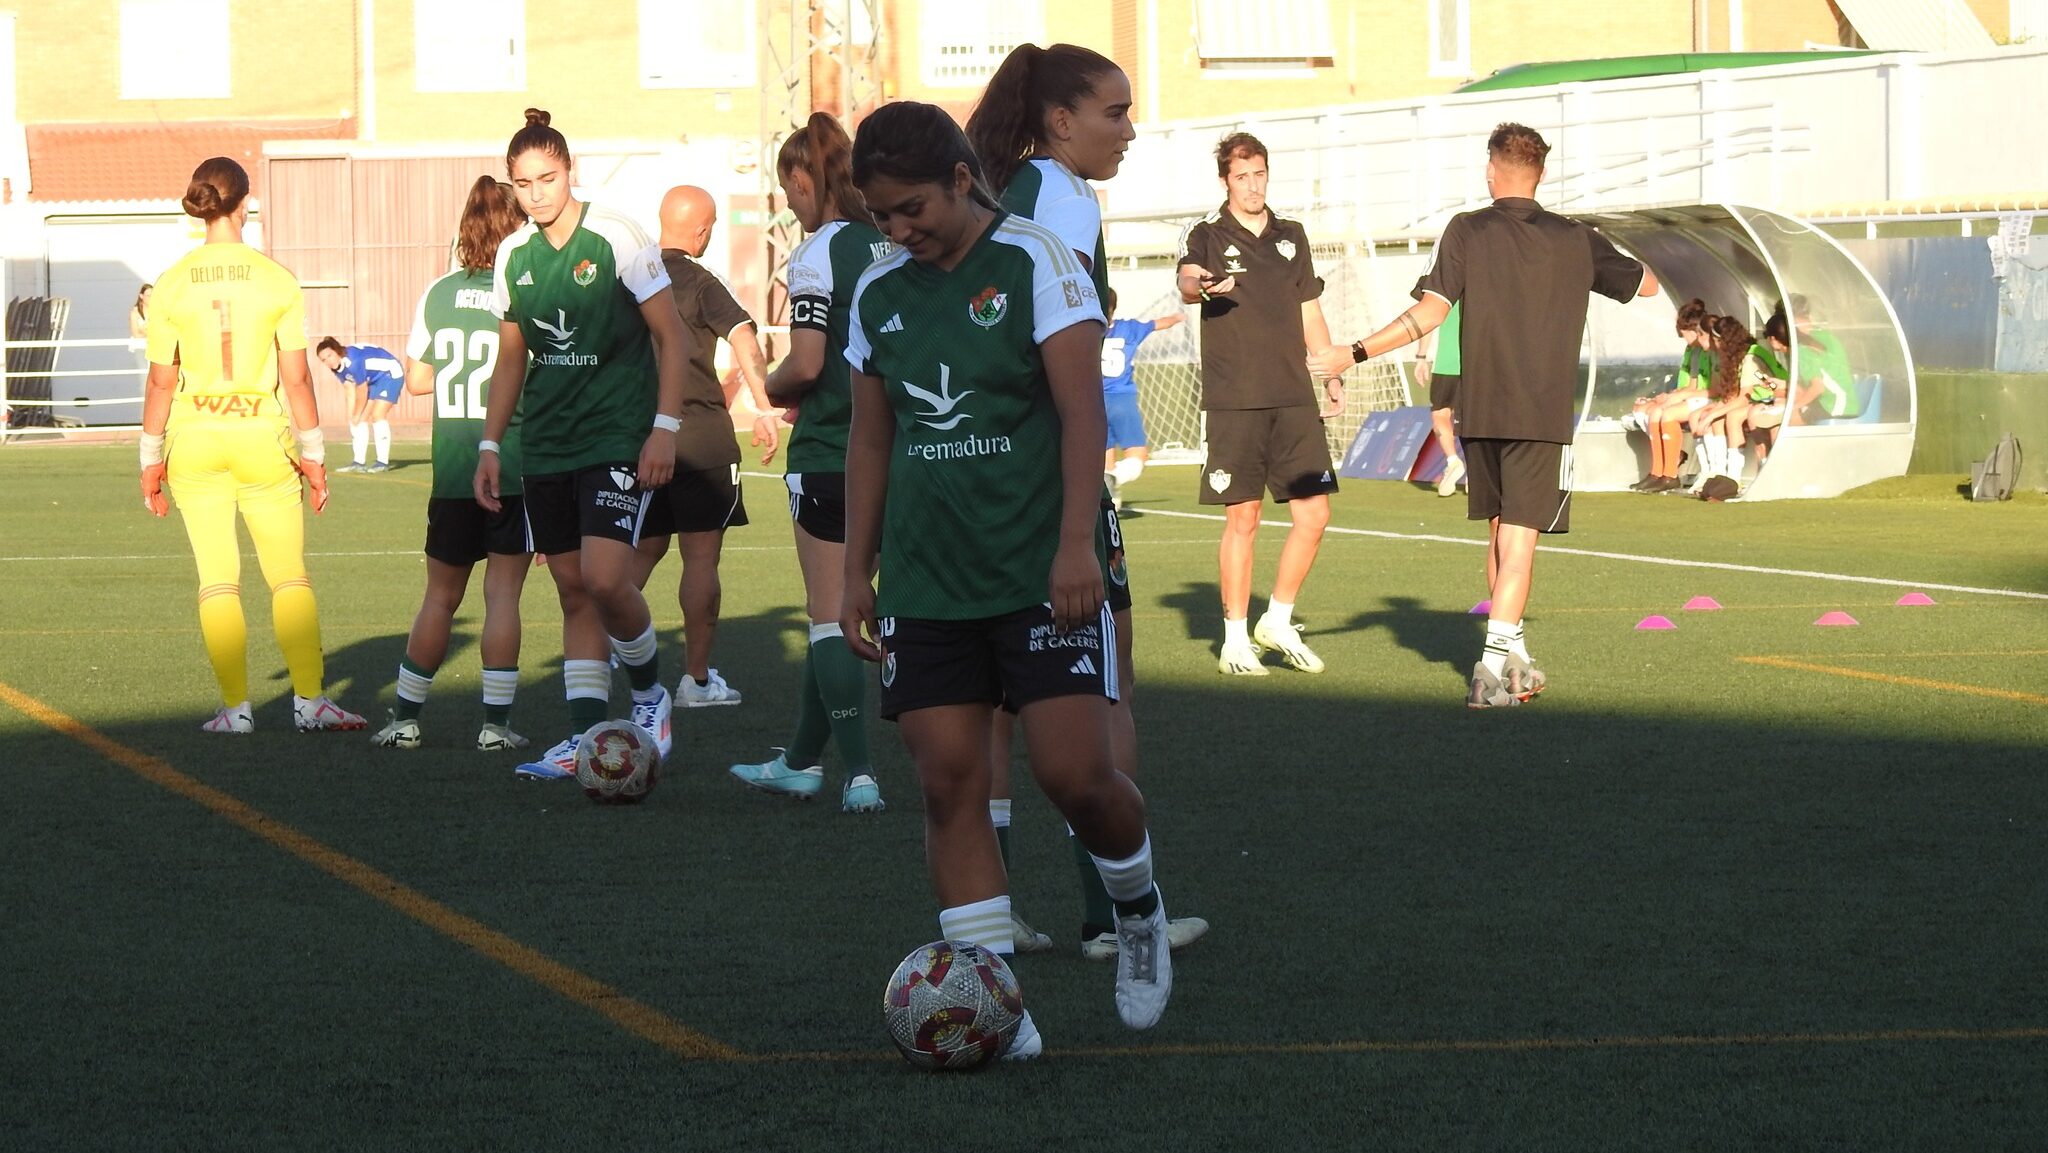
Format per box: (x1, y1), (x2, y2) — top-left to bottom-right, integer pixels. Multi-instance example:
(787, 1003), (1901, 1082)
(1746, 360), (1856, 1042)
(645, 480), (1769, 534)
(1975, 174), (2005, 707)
(522, 463), (654, 556)
(1462, 438), (1574, 534)
(877, 604), (1120, 721)
(1199, 406), (1339, 505)
(424, 495), (532, 565)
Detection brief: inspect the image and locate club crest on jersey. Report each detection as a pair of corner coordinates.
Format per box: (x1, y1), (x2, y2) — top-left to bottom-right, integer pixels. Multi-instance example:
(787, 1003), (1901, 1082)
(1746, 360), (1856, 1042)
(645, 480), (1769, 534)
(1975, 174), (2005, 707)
(968, 286), (1008, 328)
(881, 651), (897, 688)
(574, 259), (598, 287)
(1208, 468), (1233, 493)
(1276, 239), (1297, 261)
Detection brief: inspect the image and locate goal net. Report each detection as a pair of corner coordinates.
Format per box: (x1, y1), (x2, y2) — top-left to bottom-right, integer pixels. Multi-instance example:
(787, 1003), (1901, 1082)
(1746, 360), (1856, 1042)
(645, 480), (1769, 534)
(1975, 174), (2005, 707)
(1104, 239), (1419, 466)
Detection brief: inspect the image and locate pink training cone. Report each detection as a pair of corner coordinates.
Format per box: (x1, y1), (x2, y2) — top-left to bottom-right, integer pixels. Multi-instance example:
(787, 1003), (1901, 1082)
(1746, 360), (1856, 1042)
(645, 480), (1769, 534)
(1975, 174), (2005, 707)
(1896, 592), (1936, 606)
(1469, 600), (1492, 615)
(1814, 611), (1859, 627)
(1683, 596), (1722, 611)
(1635, 615), (1677, 631)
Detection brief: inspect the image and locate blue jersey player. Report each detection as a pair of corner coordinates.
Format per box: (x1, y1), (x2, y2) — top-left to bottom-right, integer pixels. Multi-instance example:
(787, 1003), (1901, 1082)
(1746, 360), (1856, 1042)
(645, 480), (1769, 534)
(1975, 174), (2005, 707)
(316, 336), (405, 472)
(1099, 287), (1183, 506)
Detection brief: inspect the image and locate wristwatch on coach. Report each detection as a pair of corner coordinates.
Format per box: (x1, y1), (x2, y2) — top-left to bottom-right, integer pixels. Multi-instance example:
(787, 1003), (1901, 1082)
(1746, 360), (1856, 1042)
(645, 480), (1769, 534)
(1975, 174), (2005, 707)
(1350, 340), (1369, 364)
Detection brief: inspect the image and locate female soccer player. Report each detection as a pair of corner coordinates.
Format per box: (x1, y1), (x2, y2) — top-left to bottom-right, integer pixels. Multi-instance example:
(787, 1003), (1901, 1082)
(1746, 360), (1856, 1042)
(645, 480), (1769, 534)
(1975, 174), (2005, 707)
(138, 156), (363, 734)
(725, 113), (886, 812)
(372, 177), (535, 752)
(841, 101), (1174, 1057)
(316, 336), (405, 473)
(966, 42), (1207, 963)
(473, 110), (690, 779)
(1632, 299), (1715, 492)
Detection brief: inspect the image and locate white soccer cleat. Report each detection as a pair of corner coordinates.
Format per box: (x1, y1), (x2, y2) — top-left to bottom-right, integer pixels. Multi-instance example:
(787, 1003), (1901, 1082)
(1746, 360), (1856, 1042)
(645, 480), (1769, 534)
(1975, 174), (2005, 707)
(514, 735), (578, 780)
(630, 685), (674, 761)
(371, 713), (422, 749)
(1001, 1008), (1044, 1062)
(202, 701), (254, 735)
(1081, 916), (1210, 961)
(1012, 914), (1055, 954)
(1252, 617), (1325, 674)
(1113, 888), (1173, 1030)
(294, 695), (366, 732)
(1217, 639), (1268, 676)
(1436, 455), (1467, 498)
(678, 668), (742, 708)
(475, 722), (530, 751)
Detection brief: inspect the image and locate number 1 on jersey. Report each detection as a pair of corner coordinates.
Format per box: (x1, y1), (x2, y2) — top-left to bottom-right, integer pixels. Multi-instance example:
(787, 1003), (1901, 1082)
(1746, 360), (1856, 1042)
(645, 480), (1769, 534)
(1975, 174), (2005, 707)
(211, 299), (234, 382)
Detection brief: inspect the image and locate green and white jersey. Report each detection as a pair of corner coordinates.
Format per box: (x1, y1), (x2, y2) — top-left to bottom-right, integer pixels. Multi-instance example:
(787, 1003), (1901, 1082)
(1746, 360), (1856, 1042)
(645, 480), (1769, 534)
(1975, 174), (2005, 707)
(845, 213), (1106, 620)
(490, 202), (670, 475)
(1000, 157), (1109, 304)
(785, 218), (892, 475)
(408, 267), (523, 498)
(1679, 344), (1715, 391)
(1801, 329), (1857, 416)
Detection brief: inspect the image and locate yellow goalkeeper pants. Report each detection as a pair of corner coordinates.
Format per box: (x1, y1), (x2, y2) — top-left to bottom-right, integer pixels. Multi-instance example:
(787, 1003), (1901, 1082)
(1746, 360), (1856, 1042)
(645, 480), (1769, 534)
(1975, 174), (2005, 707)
(166, 419), (325, 706)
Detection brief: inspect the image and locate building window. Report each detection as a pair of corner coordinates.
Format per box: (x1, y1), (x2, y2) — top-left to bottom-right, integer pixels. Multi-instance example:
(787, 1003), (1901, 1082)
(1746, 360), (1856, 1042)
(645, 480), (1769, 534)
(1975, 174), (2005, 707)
(641, 0), (758, 89)
(1194, 0), (1335, 74)
(921, 0), (1044, 88)
(415, 0), (526, 94)
(1429, 0), (1470, 78)
(120, 0), (231, 100)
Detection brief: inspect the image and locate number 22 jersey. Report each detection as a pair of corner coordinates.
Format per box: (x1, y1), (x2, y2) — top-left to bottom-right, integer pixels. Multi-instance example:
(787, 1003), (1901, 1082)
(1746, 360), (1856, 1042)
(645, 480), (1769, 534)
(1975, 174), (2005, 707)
(409, 267), (523, 498)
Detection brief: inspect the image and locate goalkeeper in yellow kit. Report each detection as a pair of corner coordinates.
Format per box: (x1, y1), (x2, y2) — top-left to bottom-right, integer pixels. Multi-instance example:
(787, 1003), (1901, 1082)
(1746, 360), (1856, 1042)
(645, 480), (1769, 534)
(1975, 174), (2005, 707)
(139, 156), (364, 734)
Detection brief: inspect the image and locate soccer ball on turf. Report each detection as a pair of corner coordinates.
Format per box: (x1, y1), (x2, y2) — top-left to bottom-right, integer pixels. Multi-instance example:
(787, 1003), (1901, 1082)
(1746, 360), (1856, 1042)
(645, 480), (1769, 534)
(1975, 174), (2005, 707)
(573, 720), (659, 804)
(882, 940), (1024, 1070)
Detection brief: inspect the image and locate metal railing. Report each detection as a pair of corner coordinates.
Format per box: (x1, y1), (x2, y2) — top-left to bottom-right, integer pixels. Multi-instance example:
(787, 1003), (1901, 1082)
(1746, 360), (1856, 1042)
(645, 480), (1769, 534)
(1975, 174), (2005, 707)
(0, 337), (150, 439)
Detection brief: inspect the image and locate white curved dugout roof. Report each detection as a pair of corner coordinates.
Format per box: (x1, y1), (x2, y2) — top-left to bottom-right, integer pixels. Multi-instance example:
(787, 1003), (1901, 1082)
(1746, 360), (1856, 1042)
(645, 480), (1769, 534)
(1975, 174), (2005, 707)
(1566, 204), (1916, 500)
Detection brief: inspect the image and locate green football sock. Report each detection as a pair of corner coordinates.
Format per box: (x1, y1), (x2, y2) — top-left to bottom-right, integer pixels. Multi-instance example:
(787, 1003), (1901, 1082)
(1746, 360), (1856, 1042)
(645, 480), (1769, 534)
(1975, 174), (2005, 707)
(786, 648), (830, 768)
(569, 695), (608, 732)
(811, 634), (872, 774)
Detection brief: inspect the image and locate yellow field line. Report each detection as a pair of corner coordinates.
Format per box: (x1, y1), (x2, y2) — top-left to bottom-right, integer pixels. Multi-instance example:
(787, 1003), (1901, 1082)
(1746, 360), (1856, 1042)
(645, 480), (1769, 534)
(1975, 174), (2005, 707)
(1736, 656), (2048, 705)
(0, 680), (743, 1062)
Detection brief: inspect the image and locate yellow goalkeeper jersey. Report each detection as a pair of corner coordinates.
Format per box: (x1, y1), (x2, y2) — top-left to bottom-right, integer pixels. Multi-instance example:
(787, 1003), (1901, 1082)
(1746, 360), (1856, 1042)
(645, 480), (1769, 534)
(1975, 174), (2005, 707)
(147, 242), (307, 423)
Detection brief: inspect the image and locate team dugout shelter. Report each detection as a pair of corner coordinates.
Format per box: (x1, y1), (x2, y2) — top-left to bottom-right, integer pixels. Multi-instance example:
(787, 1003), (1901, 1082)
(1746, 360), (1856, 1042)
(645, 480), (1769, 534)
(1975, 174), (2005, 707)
(1560, 204), (1916, 500)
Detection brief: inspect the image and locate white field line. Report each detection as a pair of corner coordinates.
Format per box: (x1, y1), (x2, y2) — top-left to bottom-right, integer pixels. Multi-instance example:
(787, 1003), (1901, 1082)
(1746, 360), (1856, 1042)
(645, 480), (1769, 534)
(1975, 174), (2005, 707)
(1134, 507), (2048, 602)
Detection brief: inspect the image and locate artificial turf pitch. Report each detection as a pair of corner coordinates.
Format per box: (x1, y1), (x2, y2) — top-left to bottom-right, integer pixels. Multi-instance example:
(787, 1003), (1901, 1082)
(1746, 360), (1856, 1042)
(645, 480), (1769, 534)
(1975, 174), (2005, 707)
(2, 443), (2043, 1150)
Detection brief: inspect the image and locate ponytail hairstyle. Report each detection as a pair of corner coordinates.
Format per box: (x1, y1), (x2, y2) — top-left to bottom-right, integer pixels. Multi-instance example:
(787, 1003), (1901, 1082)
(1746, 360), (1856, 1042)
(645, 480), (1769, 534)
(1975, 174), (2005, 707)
(456, 176), (527, 272)
(181, 157), (250, 222)
(506, 108), (570, 174)
(777, 112), (863, 223)
(1674, 297), (1709, 336)
(852, 102), (999, 210)
(1707, 314), (1756, 401)
(965, 42), (1122, 193)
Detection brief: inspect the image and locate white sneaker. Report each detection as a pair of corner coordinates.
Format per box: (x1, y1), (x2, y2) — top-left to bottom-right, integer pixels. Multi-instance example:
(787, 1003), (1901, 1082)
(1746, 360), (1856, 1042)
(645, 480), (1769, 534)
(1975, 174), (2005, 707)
(1081, 916), (1210, 961)
(630, 686), (674, 761)
(371, 712), (422, 749)
(514, 735), (578, 780)
(678, 668), (741, 707)
(1252, 616), (1325, 673)
(1001, 1008), (1044, 1062)
(1113, 888), (1173, 1030)
(475, 722), (530, 751)
(1217, 639), (1267, 676)
(202, 701), (254, 734)
(1012, 914), (1055, 954)
(1436, 455), (1467, 498)
(294, 695), (366, 732)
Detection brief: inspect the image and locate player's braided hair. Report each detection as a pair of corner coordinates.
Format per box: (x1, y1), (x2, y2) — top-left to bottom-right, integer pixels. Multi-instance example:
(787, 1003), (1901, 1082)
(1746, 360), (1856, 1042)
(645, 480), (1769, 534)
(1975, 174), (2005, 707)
(506, 108), (570, 174)
(182, 157), (249, 222)
(457, 176), (526, 272)
(965, 43), (1122, 194)
(777, 112), (864, 224)
(1707, 314), (1755, 401)
(851, 102), (999, 210)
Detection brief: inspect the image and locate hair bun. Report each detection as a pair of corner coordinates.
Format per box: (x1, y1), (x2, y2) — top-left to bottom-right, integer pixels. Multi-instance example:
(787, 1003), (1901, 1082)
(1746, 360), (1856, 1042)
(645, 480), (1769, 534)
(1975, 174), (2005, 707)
(523, 108), (551, 128)
(181, 184), (221, 217)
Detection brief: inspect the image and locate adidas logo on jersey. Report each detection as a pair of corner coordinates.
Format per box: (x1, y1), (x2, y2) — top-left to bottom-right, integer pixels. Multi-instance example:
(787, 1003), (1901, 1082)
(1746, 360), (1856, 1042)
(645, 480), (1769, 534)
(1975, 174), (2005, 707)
(613, 516), (633, 530)
(1069, 654), (1098, 676)
(879, 314), (905, 334)
(516, 271), (534, 286)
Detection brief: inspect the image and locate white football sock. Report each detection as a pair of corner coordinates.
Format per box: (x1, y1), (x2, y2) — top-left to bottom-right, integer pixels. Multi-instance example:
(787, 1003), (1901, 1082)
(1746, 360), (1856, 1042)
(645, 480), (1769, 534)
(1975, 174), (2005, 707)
(1223, 617), (1249, 647)
(938, 895), (1014, 955)
(1262, 599), (1294, 629)
(1111, 457), (1145, 485)
(372, 420), (391, 465)
(1088, 833), (1156, 905)
(349, 421), (368, 465)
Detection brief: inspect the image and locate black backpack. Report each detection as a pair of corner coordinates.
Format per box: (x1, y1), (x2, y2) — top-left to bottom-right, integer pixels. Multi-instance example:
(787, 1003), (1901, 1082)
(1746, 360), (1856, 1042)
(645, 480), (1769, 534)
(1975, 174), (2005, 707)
(1970, 434), (2023, 502)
